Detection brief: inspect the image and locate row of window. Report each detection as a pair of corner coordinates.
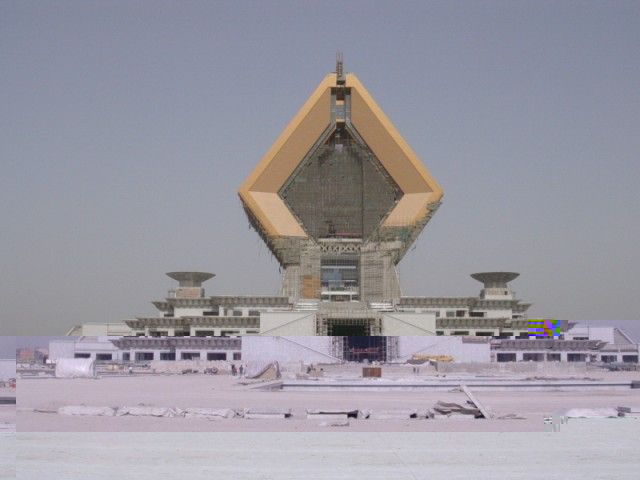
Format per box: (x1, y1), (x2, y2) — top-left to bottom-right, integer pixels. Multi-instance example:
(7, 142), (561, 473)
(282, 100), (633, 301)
(496, 353), (640, 363)
(144, 330), (259, 337)
(435, 331), (529, 338)
(75, 352), (242, 362)
(165, 310), (263, 318)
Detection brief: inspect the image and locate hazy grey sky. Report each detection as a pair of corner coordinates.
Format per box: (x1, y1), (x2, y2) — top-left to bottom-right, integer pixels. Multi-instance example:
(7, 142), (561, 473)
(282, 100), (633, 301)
(0, 337), (15, 358)
(1, 1), (639, 338)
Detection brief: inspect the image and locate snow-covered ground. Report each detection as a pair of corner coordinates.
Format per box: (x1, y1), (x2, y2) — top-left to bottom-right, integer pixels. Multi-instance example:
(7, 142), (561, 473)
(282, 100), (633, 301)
(0, 432), (15, 479)
(14, 422), (640, 480)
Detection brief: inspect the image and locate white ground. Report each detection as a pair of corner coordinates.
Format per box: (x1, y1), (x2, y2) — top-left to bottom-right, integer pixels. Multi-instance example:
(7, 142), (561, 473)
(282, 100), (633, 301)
(0, 432), (15, 480)
(14, 423), (640, 480)
(17, 374), (640, 432)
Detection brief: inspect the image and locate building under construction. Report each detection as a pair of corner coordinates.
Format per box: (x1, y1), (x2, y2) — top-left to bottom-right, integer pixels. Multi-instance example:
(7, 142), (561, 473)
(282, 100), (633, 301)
(237, 57), (445, 335)
(62, 60), (638, 364)
(68, 60), (539, 338)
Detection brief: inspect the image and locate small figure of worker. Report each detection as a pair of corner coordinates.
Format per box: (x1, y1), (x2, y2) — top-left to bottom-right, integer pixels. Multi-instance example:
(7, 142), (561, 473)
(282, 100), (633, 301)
(231, 364), (237, 376)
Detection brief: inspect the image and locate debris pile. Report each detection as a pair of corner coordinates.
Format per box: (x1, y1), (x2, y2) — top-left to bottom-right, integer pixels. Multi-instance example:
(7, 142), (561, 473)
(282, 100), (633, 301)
(55, 359), (96, 379)
(245, 362), (281, 380)
(433, 401), (482, 418)
(617, 406), (640, 418)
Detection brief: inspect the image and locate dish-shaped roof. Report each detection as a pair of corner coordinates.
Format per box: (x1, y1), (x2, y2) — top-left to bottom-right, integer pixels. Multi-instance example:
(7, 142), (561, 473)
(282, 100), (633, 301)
(471, 272), (520, 287)
(166, 272), (215, 287)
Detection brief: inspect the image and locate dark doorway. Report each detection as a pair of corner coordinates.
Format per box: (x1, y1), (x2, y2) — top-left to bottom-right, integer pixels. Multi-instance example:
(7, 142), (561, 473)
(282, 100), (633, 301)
(327, 319), (373, 336)
(343, 336), (386, 362)
(332, 324), (368, 336)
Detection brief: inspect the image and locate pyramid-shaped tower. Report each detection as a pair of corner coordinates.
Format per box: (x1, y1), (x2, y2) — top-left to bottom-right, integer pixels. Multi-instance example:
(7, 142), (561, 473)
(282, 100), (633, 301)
(239, 59), (443, 304)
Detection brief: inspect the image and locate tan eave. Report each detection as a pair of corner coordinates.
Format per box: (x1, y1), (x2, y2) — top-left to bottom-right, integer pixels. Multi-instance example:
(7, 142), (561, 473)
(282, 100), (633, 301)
(346, 73), (443, 227)
(238, 75), (336, 238)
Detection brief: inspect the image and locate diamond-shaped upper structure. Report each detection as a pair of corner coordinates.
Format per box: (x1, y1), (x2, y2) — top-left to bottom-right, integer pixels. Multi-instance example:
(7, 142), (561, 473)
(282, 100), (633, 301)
(280, 126), (401, 241)
(239, 61), (443, 302)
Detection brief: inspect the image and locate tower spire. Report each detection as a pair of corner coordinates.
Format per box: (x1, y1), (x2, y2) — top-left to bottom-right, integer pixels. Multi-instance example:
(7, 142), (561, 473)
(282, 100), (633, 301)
(336, 52), (345, 85)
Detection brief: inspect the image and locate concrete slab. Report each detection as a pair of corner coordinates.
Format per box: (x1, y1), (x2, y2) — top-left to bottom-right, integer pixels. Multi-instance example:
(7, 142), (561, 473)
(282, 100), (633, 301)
(307, 413), (348, 421)
(243, 408), (292, 419)
(369, 409), (418, 420)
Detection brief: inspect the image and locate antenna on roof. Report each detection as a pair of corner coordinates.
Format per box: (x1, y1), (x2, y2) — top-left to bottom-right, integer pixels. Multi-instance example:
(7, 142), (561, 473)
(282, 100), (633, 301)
(336, 51), (345, 85)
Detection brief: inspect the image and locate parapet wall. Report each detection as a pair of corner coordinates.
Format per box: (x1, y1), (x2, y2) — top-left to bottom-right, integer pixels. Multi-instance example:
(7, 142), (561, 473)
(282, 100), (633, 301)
(435, 361), (589, 375)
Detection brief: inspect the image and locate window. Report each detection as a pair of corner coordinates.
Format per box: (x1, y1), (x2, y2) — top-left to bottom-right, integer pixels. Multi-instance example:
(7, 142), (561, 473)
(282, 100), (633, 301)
(452, 331), (469, 336)
(573, 336), (589, 341)
(181, 352), (200, 360)
(232, 310), (243, 317)
(207, 352), (226, 361)
(446, 311), (455, 318)
(74, 353), (91, 359)
(567, 354), (587, 362)
(469, 311), (485, 318)
(151, 331), (167, 337)
(95, 354), (112, 361)
(456, 310), (466, 317)
(160, 352), (176, 361)
(248, 310), (260, 317)
(203, 310), (219, 316)
(233, 352), (242, 361)
(321, 257), (360, 300)
(221, 330), (237, 337)
(436, 331), (444, 336)
(523, 353), (544, 362)
(497, 353), (516, 362)
(135, 352), (154, 362)
(475, 332), (493, 337)
(600, 355), (617, 363)
(195, 330), (215, 337)
(546, 354), (561, 362)
(622, 355), (639, 364)
(122, 353), (130, 362)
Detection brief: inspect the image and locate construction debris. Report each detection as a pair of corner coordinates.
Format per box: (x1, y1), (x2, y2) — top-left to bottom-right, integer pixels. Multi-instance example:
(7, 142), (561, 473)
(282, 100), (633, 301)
(58, 406), (115, 417)
(306, 408), (361, 419)
(116, 406), (182, 418)
(617, 406), (640, 418)
(368, 409), (418, 420)
(242, 407), (291, 419)
(497, 413), (527, 420)
(55, 359), (96, 379)
(563, 408), (620, 418)
(460, 384), (493, 419)
(183, 408), (236, 419)
(432, 400), (482, 418)
(245, 362), (281, 380)
(309, 413), (348, 422)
